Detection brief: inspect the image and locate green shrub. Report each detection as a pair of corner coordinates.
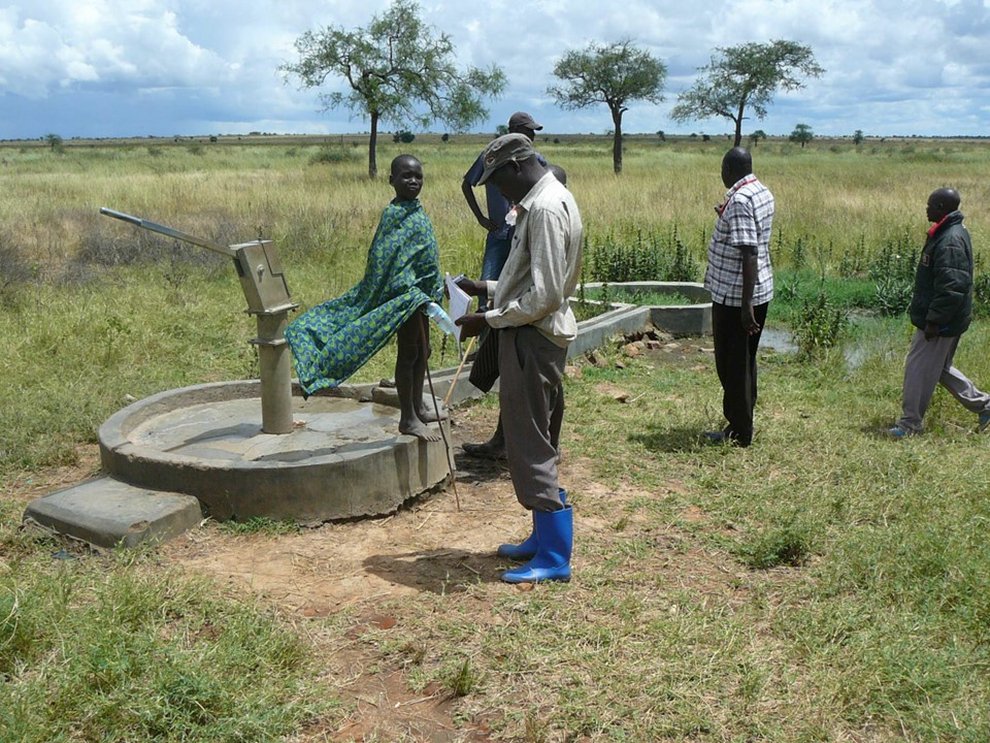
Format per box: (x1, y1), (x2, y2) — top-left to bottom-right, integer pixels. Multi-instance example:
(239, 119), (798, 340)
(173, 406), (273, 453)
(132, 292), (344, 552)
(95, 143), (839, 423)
(308, 146), (358, 165)
(973, 273), (990, 317)
(589, 226), (699, 283)
(868, 232), (916, 283)
(790, 234), (806, 270)
(837, 235), (867, 277)
(874, 275), (913, 316)
(793, 289), (849, 357)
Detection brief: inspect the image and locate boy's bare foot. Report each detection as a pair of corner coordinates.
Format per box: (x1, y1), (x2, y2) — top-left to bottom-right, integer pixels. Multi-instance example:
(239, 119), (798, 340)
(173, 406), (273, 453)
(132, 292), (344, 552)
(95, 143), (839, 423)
(415, 403), (448, 423)
(399, 419), (442, 442)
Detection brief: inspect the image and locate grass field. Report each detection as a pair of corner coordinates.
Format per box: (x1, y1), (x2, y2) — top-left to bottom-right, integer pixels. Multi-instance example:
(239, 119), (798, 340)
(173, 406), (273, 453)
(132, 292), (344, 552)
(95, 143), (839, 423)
(2, 135), (989, 740)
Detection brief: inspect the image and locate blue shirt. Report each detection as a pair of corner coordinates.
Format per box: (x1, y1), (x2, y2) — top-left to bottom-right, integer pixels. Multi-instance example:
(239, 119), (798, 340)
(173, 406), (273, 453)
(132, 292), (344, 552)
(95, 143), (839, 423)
(465, 150), (548, 241)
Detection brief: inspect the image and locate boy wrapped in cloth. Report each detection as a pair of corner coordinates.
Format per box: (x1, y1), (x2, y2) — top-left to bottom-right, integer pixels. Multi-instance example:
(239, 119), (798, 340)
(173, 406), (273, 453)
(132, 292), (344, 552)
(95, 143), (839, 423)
(286, 155), (445, 441)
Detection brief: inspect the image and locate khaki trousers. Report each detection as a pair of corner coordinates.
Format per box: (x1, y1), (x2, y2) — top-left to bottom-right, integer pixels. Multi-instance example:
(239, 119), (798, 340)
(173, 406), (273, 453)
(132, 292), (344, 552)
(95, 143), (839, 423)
(897, 329), (990, 432)
(498, 326), (567, 512)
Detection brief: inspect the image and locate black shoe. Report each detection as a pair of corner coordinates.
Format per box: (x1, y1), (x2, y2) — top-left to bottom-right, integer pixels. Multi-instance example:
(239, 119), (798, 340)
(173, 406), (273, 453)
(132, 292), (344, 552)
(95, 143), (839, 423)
(462, 440), (506, 460)
(701, 430), (749, 447)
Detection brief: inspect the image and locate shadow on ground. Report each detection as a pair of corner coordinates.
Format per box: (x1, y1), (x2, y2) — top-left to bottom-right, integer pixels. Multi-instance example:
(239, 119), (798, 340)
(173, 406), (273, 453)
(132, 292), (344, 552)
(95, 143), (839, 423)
(363, 548), (504, 594)
(629, 425), (712, 453)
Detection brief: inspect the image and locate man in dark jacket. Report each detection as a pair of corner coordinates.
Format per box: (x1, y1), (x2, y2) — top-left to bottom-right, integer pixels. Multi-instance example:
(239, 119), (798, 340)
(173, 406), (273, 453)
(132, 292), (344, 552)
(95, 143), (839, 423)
(888, 188), (990, 437)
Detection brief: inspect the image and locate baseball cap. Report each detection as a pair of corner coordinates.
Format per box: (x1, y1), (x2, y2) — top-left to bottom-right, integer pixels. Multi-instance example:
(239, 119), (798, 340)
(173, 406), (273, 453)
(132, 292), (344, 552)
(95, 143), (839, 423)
(477, 133), (536, 185)
(508, 111), (543, 131)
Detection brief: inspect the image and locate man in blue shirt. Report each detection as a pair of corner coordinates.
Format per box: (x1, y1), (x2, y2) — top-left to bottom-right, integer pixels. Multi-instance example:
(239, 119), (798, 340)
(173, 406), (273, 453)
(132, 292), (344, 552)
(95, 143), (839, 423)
(462, 112), (543, 281)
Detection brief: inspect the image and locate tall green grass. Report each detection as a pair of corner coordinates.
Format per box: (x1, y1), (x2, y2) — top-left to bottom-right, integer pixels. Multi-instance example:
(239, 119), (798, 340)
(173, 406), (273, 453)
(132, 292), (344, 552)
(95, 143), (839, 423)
(0, 500), (338, 741)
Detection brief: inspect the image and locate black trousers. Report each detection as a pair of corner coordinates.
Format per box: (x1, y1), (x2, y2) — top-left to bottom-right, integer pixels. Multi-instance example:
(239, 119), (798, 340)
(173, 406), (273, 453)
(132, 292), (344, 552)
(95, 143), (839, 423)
(711, 301), (769, 446)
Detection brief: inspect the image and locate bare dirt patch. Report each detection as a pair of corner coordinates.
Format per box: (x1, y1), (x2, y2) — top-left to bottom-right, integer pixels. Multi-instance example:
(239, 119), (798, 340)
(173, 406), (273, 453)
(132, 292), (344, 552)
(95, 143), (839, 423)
(2, 446), (102, 506)
(161, 409), (525, 611)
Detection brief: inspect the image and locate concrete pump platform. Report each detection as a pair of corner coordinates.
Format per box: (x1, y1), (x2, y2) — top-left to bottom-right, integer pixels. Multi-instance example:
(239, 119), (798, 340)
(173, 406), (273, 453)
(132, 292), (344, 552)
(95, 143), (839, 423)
(97, 380), (452, 523)
(24, 282), (712, 549)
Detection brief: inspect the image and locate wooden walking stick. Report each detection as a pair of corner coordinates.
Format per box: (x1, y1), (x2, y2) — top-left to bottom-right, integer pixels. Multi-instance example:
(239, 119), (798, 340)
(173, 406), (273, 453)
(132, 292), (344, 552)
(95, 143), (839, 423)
(442, 334), (477, 409)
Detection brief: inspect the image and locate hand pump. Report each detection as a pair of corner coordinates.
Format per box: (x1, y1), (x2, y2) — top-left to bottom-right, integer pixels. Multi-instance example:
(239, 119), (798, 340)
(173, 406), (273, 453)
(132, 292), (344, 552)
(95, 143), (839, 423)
(99, 208), (299, 434)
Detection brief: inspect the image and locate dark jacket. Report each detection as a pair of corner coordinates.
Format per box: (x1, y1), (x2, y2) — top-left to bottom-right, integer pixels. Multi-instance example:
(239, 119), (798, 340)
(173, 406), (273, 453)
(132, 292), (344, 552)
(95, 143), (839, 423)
(909, 210), (973, 337)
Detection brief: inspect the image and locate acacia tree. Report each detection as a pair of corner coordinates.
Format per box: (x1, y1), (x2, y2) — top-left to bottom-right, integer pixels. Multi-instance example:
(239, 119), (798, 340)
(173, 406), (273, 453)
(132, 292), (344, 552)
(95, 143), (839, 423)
(548, 40), (667, 174)
(671, 40), (824, 147)
(280, 0), (506, 177)
(44, 133), (64, 152)
(789, 123), (814, 147)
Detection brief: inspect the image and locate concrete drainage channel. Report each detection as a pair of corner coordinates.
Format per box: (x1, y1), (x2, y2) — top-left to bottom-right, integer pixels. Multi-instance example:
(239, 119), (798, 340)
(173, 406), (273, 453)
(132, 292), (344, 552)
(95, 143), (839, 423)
(23, 283), (711, 549)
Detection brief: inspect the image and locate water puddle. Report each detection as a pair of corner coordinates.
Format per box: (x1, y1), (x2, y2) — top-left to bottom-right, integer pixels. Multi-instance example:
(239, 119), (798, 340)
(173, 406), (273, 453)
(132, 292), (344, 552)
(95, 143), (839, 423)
(760, 327), (798, 354)
(759, 317), (897, 372)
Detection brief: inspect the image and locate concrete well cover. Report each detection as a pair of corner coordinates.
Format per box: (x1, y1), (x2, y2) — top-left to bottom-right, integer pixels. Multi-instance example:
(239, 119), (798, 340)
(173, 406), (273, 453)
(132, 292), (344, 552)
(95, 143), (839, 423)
(99, 380), (451, 523)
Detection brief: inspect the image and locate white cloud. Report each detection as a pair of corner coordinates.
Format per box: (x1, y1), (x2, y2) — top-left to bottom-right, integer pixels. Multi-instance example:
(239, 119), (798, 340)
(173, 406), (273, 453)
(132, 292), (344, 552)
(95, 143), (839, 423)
(0, 1), (236, 98)
(2, 0), (990, 138)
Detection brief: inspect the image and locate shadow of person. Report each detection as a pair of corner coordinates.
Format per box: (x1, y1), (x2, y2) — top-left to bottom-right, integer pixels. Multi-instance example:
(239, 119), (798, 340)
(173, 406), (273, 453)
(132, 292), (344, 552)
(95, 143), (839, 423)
(451, 450), (508, 484)
(629, 424), (711, 453)
(363, 548), (503, 594)
(861, 416), (902, 439)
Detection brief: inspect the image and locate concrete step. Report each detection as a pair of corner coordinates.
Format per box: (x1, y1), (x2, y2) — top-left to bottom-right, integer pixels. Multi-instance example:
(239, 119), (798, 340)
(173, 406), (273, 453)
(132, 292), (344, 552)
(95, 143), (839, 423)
(23, 477), (203, 549)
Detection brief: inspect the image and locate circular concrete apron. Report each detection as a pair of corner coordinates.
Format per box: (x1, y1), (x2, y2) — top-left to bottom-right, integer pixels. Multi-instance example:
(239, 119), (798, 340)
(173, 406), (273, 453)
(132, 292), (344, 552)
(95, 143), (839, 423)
(99, 380), (451, 523)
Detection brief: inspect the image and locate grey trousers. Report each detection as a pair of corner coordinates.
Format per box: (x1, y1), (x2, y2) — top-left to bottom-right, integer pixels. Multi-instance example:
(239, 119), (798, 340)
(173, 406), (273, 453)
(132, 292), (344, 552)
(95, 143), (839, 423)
(499, 326), (566, 512)
(897, 329), (990, 432)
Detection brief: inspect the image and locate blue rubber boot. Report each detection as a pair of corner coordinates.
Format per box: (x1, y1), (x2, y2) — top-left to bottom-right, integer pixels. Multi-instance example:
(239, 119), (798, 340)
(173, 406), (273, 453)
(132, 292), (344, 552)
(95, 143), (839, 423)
(501, 505), (572, 584)
(496, 488), (567, 560)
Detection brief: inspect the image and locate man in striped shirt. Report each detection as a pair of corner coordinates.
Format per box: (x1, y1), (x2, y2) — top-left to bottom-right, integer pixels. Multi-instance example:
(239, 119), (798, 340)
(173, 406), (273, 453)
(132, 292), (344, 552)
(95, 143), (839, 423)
(703, 147), (775, 447)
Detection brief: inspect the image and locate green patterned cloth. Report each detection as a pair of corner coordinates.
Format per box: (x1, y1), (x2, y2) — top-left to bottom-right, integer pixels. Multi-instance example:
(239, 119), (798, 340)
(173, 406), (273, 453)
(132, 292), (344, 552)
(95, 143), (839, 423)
(286, 199), (443, 396)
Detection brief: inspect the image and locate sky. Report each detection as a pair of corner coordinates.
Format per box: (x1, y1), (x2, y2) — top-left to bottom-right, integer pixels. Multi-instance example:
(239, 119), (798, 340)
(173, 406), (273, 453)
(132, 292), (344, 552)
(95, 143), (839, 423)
(2, 0), (989, 141)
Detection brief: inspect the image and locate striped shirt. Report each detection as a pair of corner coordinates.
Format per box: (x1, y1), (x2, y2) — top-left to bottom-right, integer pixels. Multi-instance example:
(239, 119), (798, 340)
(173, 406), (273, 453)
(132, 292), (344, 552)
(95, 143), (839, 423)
(704, 175), (775, 306)
(484, 172), (583, 347)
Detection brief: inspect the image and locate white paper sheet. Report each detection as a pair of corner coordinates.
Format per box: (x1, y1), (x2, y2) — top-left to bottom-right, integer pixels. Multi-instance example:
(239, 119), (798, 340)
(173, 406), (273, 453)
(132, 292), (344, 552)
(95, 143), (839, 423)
(445, 273), (472, 342)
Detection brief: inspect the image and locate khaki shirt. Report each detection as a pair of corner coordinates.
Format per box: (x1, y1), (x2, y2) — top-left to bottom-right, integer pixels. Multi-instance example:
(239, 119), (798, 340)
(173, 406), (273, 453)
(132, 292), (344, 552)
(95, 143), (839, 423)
(484, 173), (583, 347)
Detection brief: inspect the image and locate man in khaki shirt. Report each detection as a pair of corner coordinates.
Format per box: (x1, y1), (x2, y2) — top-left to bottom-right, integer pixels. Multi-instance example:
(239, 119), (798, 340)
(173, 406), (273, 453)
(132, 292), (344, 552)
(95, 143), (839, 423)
(456, 133), (582, 584)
